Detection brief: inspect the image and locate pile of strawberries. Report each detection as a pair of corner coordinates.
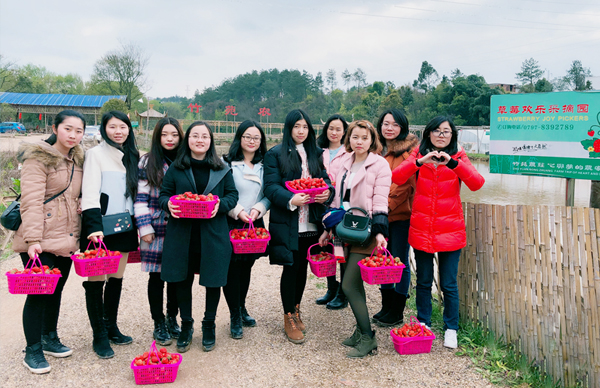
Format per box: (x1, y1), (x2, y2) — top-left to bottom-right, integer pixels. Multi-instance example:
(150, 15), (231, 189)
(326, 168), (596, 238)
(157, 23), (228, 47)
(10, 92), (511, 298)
(173, 192), (216, 202)
(360, 251), (403, 267)
(133, 347), (180, 366)
(309, 251), (334, 262)
(7, 265), (61, 275)
(392, 322), (434, 338)
(230, 227), (269, 240)
(287, 178), (327, 191)
(73, 248), (120, 260)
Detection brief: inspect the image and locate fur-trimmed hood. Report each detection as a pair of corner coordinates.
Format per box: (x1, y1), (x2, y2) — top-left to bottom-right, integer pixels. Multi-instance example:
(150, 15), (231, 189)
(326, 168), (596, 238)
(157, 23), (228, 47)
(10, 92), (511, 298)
(17, 141), (84, 168)
(384, 133), (420, 158)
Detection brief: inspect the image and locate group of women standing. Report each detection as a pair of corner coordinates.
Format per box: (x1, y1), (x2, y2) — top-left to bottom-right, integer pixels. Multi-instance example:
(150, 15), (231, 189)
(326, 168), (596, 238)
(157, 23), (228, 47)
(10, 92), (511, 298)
(14, 105), (484, 374)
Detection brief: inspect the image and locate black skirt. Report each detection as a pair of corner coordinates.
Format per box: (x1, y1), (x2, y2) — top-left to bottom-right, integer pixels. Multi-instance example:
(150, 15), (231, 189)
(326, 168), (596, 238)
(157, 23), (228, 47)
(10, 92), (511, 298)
(227, 217), (270, 262)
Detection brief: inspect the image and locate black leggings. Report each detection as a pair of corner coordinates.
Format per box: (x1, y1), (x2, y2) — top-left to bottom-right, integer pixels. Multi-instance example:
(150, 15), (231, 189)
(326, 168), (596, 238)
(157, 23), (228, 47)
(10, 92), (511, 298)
(223, 259), (255, 312)
(280, 235), (318, 314)
(148, 272), (178, 321)
(176, 249), (220, 322)
(341, 252), (372, 336)
(20, 252), (72, 346)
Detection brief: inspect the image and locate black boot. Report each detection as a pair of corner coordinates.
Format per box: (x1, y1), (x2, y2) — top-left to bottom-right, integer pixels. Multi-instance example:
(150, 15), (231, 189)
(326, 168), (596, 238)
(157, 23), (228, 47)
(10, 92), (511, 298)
(240, 306), (256, 327)
(326, 286), (348, 310)
(177, 319), (194, 353)
(103, 278), (133, 345)
(83, 281), (114, 359)
(167, 314), (181, 339)
(202, 319), (216, 351)
(316, 278), (338, 305)
(376, 292), (406, 327)
(230, 308), (243, 339)
(372, 289), (394, 323)
(153, 318), (172, 346)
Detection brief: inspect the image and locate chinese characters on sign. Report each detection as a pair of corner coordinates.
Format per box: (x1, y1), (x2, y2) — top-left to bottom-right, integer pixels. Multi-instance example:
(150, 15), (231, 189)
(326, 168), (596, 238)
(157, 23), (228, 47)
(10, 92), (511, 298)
(187, 103), (201, 113)
(225, 106), (238, 116)
(258, 107), (271, 117)
(489, 91), (600, 180)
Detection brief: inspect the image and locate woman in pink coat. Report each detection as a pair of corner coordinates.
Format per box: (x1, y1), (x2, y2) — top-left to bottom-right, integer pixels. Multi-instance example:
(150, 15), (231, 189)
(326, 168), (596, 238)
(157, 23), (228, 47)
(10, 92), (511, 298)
(319, 120), (391, 358)
(392, 116), (484, 349)
(315, 114), (348, 309)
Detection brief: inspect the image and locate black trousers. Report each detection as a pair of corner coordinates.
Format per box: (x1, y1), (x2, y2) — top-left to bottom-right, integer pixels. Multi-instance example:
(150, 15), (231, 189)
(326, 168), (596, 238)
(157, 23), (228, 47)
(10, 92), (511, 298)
(20, 252), (72, 346)
(223, 259), (256, 311)
(280, 234), (318, 314)
(148, 272), (179, 321)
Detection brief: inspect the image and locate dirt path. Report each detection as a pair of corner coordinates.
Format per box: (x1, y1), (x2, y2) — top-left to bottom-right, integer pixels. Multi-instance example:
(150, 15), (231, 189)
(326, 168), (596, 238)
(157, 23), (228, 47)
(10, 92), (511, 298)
(0, 251), (493, 388)
(0, 135), (49, 152)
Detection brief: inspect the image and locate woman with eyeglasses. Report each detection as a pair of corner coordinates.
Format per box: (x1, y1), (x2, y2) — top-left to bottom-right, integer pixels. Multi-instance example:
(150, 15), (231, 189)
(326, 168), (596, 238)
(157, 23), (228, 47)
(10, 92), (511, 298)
(222, 120), (271, 340)
(159, 121), (239, 353)
(392, 116), (484, 349)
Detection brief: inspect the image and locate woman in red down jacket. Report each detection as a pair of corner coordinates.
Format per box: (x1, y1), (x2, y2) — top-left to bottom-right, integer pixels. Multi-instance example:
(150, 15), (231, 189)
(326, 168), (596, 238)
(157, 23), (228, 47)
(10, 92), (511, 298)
(392, 116), (484, 350)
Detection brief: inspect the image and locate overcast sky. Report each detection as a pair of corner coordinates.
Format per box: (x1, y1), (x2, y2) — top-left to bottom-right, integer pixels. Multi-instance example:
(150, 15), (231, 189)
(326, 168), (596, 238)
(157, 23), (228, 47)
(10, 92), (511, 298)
(1, 0), (598, 98)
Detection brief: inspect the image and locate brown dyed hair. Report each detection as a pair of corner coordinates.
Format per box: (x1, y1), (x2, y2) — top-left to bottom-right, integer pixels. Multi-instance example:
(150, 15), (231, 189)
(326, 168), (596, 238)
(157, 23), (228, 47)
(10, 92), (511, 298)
(344, 120), (383, 155)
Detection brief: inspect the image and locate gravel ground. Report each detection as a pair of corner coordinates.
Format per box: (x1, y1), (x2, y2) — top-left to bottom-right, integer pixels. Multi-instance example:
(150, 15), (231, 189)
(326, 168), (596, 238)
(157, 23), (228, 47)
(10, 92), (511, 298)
(0, 251), (493, 388)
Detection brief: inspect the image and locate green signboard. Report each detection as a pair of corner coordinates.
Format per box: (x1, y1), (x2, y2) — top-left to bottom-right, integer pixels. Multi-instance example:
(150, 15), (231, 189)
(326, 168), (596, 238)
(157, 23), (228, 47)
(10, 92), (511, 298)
(490, 91), (600, 180)
(131, 121), (139, 128)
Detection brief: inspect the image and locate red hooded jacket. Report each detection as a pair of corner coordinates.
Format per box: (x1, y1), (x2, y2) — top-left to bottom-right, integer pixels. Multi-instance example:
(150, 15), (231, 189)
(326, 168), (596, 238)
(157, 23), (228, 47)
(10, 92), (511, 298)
(392, 147), (484, 253)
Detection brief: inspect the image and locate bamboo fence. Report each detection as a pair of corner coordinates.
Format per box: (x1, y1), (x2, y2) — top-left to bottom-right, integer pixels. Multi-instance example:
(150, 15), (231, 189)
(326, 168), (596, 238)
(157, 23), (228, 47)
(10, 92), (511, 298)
(459, 203), (600, 387)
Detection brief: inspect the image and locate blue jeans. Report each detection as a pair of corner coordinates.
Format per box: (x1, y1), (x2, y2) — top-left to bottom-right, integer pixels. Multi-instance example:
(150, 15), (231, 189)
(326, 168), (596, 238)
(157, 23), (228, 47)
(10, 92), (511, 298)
(380, 220), (411, 296)
(414, 248), (460, 330)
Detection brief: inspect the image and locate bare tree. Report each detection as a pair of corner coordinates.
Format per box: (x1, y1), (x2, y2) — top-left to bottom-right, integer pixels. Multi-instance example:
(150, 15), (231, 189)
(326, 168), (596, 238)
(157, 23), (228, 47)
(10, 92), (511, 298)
(341, 69), (352, 91)
(325, 69), (337, 93)
(353, 68), (367, 89)
(90, 42), (149, 108)
(0, 55), (17, 91)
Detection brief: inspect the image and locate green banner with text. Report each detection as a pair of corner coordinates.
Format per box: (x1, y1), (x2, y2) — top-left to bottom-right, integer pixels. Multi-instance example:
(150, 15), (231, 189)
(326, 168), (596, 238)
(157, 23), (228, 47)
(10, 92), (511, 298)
(490, 91), (600, 180)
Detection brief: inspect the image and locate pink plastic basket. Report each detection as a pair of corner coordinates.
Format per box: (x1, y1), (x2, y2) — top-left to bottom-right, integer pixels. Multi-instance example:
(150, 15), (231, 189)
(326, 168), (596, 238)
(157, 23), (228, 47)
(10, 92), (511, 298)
(285, 181), (328, 204)
(71, 241), (122, 277)
(229, 220), (270, 254)
(390, 316), (436, 355)
(131, 341), (182, 385)
(306, 243), (336, 278)
(127, 248), (141, 264)
(6, 255), (61, 295)
(357, 247), (405, 285)
(170, 195), (219, 219)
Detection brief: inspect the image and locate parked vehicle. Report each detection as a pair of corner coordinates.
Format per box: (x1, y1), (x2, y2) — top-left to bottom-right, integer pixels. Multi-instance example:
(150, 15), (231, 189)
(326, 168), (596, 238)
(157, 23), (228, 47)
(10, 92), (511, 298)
(0, 122), (26, 133)
(84, 125), (102, 141)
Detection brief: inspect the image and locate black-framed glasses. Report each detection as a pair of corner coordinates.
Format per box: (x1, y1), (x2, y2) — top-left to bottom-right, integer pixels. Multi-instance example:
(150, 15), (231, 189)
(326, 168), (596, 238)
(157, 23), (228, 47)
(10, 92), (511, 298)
(431, 129), (452, 137)
(241, 135), (261, 143)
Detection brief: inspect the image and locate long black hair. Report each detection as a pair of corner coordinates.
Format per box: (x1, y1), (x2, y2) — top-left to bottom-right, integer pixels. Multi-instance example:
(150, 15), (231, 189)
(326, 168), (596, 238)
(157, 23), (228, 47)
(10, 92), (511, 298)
(418, 116), (459, 156)
(279, 109), (322, 177)
(144, 117), (184, 188)
(99, 111), (140, 199)
(376, 108), (410, 146)
(223, 120), (267, 165)
(46, 109), (86, 145)
(173, 121), (225, 170)
(317, 114), (348, 149)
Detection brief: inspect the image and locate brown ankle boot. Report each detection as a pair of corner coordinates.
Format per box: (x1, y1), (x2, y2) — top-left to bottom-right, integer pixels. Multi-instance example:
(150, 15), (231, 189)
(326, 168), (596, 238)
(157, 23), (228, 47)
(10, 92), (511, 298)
(284, 313), (305, 344)
(294, 304), (306, 332)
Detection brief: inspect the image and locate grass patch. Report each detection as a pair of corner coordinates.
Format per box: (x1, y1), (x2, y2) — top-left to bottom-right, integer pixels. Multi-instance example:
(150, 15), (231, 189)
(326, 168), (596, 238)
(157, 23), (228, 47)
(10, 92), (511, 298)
(467, 152), (489, 161)
(409, 291), (579, 387)
(1, 243), (14, 261)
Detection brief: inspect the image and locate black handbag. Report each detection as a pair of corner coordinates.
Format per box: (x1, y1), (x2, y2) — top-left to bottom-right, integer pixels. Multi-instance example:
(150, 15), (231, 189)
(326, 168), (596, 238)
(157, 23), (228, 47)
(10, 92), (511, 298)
(102, 212), (134, 236)
(1, 164), (74, 231)
(334, 170), (372, 246)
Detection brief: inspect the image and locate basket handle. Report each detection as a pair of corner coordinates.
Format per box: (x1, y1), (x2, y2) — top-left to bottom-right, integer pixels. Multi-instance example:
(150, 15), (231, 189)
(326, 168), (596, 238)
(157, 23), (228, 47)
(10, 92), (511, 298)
(306, 242), (334, 261)
(243, 219), (255, 230)
(84, 239), (110, 254)
(23, 254), (43, 274)
(409, 316), (425, 336)
(145, 340), (159, 366)
(369, 246), (393, 259)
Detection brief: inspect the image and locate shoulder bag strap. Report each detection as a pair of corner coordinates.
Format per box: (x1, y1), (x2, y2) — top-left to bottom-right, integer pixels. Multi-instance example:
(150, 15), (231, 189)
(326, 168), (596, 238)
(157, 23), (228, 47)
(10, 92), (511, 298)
(43, 163), (74, 205)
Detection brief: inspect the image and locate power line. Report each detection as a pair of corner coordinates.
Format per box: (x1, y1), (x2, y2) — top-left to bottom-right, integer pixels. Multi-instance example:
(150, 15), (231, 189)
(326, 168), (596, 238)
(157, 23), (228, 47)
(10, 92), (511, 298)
(426, 0), (600, 16)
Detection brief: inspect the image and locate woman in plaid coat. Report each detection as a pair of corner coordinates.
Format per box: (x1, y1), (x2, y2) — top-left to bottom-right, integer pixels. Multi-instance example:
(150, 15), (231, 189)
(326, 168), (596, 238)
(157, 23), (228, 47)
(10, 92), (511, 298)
(134, 117), (184, 346)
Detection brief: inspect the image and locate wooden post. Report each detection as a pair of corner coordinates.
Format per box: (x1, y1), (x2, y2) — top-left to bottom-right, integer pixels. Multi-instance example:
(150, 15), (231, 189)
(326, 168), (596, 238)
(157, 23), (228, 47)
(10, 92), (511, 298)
(566, 178), (575, 207)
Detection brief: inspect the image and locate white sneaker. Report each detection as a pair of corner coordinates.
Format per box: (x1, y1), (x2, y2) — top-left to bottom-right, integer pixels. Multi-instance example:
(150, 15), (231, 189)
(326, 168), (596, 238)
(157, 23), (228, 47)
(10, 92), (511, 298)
(444, 329), (457, 349)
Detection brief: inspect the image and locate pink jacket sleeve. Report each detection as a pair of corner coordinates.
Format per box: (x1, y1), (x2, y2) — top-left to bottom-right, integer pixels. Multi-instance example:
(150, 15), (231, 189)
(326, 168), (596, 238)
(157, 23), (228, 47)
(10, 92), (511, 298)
(372, 159), (392, 214)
